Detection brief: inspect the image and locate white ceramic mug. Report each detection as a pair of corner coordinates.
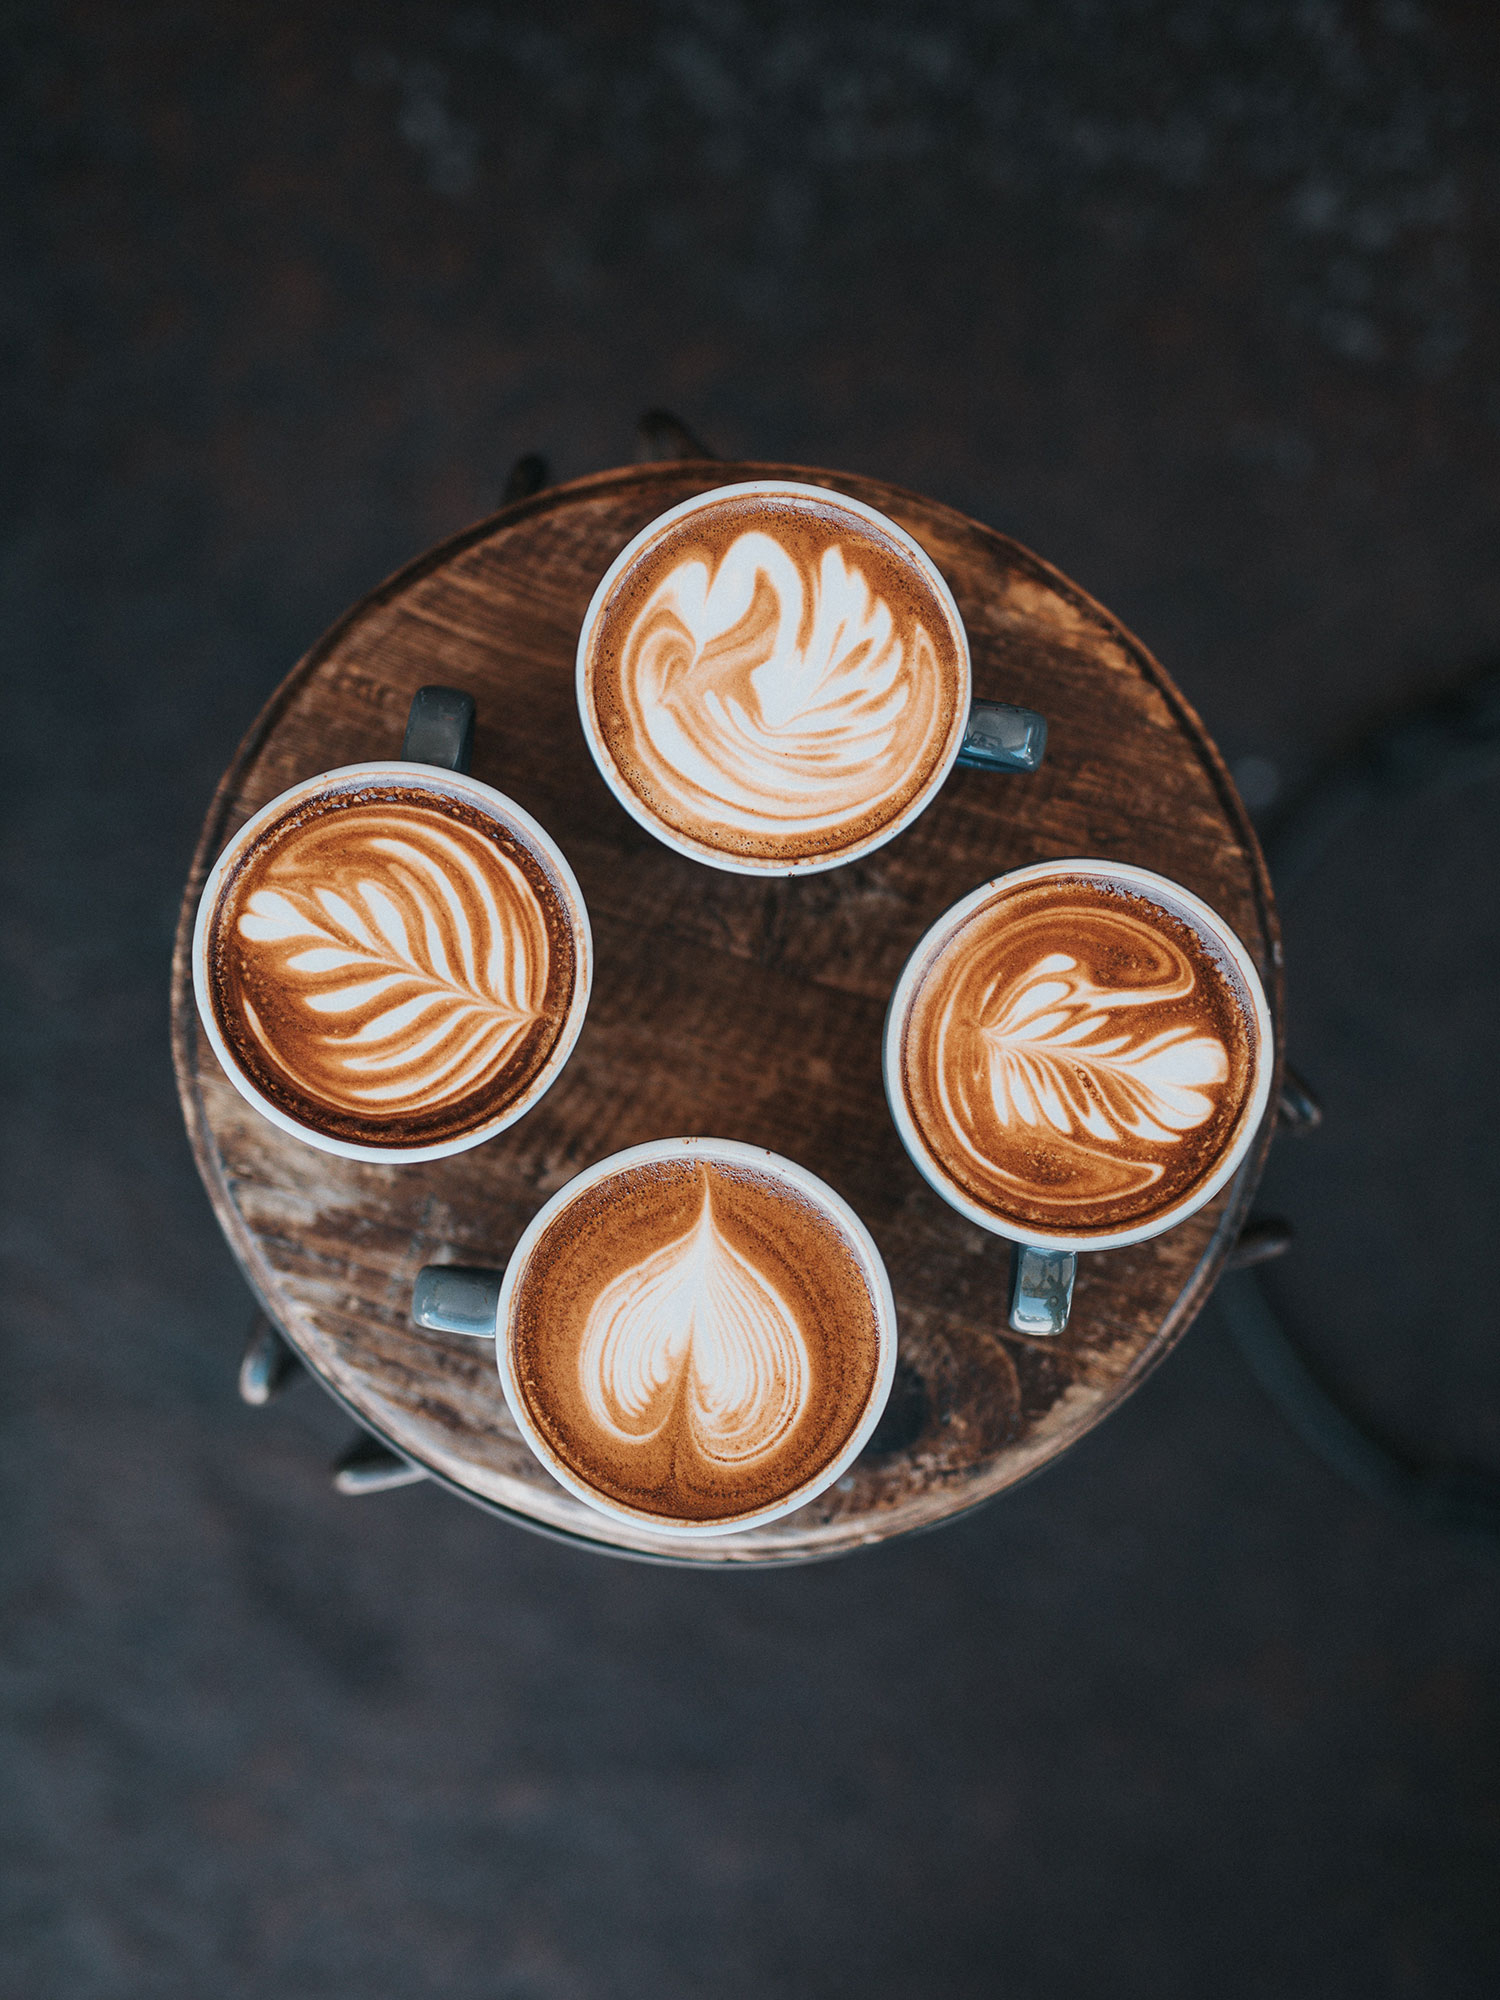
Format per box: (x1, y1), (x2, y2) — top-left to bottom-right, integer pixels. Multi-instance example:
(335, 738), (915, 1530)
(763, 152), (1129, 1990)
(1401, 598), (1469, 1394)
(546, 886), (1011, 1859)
(192, 687), (593, 1165)
(883, 859), (1275, 1335)
(576, 479), (1047, 878)
(411, 1137), (899, 1538)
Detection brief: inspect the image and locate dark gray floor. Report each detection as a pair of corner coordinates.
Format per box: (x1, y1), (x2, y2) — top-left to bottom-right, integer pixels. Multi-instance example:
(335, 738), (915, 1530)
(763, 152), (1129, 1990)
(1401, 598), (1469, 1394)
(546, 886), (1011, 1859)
(4, 5), (1499, 1995)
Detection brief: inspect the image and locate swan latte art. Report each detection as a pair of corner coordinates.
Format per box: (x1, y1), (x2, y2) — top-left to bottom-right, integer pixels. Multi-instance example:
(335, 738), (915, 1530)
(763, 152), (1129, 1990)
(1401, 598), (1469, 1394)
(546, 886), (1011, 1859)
(579, 483), (969, 872)
(505, 1154), (885, 1527)
(204, 781), (582, 1151)
(893, 874), (1262, 1239)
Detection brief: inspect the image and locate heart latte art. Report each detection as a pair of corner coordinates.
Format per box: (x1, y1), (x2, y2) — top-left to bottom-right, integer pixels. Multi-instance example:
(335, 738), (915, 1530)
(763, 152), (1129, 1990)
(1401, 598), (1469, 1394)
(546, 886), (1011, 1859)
(896, 877), (1259, 1236)
(578, 1178), (809, 1468)
(507, 1159), (882, 1525)
(206, 785), (580, 1149)
(583, 491), (967, 866)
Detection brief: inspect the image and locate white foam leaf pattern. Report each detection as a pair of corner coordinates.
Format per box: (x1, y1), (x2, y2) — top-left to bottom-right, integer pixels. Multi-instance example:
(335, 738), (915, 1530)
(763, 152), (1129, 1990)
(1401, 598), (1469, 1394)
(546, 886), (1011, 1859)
(236, 824), (544, 1114)
(980, 952), (1229, 1147)
(622, 530), (943, 838)
(577, 1177), (809, 1466)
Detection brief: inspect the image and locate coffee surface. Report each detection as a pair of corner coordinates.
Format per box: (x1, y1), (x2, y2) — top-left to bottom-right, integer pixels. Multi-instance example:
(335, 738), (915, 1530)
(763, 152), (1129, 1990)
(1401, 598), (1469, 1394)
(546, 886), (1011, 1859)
(508, 1158), (883, 1525)
(585, 491), (966, 864)
(897, 876), (1258, 1236)
(207, 783), (579, 1148)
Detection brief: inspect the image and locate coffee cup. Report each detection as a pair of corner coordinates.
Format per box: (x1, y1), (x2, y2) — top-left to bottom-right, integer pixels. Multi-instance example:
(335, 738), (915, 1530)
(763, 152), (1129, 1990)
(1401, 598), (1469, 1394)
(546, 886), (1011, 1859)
(883, 860), (1274, 1335)
(411, 1137), (899, 1537)
(576, 480), (1047, 877)
(192, 687), (593, 1164)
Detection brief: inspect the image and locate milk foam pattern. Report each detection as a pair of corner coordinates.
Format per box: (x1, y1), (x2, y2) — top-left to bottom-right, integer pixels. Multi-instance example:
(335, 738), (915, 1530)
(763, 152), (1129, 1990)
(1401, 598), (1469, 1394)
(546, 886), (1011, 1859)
(915, 900), (1240, 1217)
(235, 807), (549, 1118)
(618, 531), (945, 844)
(964, 950), (1228, 1158)
(577, 1172), (810, 1467)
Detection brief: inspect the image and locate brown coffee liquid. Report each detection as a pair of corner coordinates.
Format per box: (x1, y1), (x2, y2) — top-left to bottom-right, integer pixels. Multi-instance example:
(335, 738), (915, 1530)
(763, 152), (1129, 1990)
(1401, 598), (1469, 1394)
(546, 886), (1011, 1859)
(586, 491), (966, 864)
(207, 782), (578, 1149)
(897, 876), (1258, 1236)
(508, 1158), (882, 1525)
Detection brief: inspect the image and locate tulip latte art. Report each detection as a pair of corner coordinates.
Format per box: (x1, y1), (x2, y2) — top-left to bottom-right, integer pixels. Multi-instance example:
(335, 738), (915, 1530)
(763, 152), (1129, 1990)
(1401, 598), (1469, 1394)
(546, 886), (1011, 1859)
(206, 784), (580, 1149)
(508, 1159), (882, 1524)
(896, 877), (1259, 1235)
(583, 490), (967, 867)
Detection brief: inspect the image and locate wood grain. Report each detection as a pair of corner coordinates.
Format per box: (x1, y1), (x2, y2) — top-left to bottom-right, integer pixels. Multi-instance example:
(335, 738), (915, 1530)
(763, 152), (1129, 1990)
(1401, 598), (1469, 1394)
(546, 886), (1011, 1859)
(171, 461), (1284, 1565)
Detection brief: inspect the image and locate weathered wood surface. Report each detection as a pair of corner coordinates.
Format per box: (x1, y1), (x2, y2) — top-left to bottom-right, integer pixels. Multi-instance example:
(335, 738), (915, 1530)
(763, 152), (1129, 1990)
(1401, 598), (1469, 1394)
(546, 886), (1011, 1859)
(171, 461), (1284, 1565)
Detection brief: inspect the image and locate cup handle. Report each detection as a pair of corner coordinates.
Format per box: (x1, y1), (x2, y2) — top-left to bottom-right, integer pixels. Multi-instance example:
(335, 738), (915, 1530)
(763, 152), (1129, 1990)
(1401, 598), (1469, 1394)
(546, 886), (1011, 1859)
(957, 699), (1048, 773)
(403, 685), (476, 774)
(412, 1264), (503, 1339)
(1009, 1245), (1075, 1336)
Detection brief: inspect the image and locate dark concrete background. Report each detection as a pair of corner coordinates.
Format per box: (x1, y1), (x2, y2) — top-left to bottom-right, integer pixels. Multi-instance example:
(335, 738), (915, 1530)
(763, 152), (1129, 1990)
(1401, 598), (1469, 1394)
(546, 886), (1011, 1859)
(4, 4), (1499, 1995)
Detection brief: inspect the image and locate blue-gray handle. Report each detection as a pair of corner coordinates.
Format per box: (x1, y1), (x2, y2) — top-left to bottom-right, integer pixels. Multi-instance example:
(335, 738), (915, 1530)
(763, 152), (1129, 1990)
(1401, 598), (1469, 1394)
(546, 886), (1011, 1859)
(403, 685), (476, 774)
(957, 699), (1048, 773)
(412, 1264), (503, 1338)
(1009, 1245), (1075, 1336)
(418, 1247), (1074, 1340)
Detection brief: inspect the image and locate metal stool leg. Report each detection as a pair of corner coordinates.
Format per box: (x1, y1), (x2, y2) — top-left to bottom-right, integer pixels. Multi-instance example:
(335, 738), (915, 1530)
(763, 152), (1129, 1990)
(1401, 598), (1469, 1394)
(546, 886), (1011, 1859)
(1276, 1065), (1323, 1132)
(1225, 1217), (1295, 1271)
(635, 408), (717, 461)
(502, 452), (549, 502)
(238, 1313), (303, 1406)
(331, 1433), (428, 1496)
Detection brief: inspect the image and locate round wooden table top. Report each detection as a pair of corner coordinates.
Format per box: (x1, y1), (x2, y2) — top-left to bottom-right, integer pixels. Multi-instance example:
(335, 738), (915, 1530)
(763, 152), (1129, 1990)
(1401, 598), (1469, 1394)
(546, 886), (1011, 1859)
(171, 459), (1283, 1566)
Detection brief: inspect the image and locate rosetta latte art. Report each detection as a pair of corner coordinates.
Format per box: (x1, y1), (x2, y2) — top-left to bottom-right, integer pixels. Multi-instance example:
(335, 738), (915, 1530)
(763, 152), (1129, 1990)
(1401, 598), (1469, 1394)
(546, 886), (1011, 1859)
(901, 883), (1256, 1234)
(972, 952), (1228, 1154)
(607, 521), (954, 856)
(214, 796), (566, 1136)
(578, 1174), (809, 1467)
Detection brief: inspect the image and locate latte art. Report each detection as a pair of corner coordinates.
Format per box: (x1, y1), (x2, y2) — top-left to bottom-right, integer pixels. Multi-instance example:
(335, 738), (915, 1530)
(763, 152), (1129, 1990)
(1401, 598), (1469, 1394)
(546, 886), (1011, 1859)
(967, 940), (1230, 1195)
(237, 825), (546, 1114)
(897, 877), (1258, 1236)
(583, 488), (967, 868)
(620, 532), (943, 843)
(507, 1156), (883, 1526)
(578, 1177), (809, 1468)
(206, 785), (581, 1149)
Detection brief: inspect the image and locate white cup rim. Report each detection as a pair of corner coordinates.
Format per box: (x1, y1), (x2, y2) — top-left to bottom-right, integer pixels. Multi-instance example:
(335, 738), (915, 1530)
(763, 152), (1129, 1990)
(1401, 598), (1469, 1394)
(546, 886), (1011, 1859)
(191, 761), (594, 1164)
(494, 1136), (899, 1538)
(575, 479), (973, 877)
(883, 859), (1276, 1252)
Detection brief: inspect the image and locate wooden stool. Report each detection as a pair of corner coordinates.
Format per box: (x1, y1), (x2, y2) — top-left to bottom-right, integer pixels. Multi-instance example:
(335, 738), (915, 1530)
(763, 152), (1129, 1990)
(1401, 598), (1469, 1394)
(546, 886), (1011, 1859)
(171, 447), (1284, 1566)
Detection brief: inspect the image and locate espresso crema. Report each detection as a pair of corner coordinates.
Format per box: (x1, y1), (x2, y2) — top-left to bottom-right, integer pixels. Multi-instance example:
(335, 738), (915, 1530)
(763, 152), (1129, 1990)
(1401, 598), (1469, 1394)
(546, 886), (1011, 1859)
(896, 876), (1258, 1236)
(206, 783), (579, 1149)
(583, 490), (967, 866)
(507, 1158), (882, 1525)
